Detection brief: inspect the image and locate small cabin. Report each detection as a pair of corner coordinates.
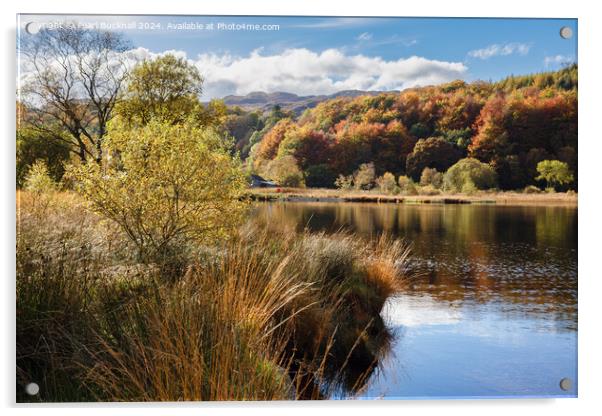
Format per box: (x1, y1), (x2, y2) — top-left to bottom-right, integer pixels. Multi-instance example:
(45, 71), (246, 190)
(250, 174), (278, 188)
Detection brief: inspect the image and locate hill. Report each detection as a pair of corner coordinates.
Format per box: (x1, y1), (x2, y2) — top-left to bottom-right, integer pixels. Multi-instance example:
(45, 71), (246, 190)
(246, 64), (577, 190)
(221, 90), (390, 115)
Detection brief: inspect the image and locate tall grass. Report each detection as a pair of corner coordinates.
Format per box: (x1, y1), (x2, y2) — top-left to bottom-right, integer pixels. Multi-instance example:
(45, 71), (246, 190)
(16, 191), (410, 401)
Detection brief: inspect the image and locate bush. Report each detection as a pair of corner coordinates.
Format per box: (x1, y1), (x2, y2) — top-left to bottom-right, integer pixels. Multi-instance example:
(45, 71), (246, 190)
(335, 174), (354, 190)
(418, 185), (441, 196)
(67, 119), (247, 266)
(264, 155), (306, 188)
(353, 162), (376, 190)
(376, 172), (399, 195)
(535, 160), (574, 190)
(397, 175), (418, 195)
(443, 158), (497, 193)
(419, 167), (443, 189)
(17, 128), (71, 188)
(24, 160), (58, 194)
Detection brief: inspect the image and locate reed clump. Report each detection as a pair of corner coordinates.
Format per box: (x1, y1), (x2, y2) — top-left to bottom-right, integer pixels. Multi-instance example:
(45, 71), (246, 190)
(17, 190), (409, 401)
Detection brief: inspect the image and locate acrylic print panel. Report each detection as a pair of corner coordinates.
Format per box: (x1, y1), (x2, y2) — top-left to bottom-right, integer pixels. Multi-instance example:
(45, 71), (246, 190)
(16, 14), (578, 401)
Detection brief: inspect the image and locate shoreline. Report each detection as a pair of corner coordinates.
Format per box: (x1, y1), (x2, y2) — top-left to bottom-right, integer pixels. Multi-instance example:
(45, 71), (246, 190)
(246, 188), (578, 206)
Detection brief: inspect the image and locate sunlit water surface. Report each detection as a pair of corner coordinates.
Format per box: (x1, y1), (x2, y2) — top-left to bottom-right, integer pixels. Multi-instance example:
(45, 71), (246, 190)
(253, 202), (577, 399)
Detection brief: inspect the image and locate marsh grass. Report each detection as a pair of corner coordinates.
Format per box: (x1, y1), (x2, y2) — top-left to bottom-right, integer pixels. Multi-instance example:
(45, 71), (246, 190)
(17, 191), (409, 401)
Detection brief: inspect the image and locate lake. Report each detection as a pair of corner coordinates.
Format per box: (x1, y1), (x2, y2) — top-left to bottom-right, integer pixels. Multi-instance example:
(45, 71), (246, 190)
(253, 202), (578, 399)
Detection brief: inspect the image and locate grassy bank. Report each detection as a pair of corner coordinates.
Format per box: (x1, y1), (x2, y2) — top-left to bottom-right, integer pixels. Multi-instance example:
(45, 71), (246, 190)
(16, 190), (409, 401)
(246, 187), (578, 206)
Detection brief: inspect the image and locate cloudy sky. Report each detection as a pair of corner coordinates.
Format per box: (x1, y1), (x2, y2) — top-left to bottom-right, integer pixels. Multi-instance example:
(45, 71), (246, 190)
(18, 15), (577, 99)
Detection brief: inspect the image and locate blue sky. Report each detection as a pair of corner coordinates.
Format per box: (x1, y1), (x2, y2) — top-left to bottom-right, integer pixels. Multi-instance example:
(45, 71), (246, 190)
(19, 15), (578, 98)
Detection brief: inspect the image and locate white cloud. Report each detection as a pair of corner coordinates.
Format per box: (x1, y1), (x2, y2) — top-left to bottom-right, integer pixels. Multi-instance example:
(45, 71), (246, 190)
(19, 46), (468, 100)
(468, 42), (531, 60)
(356, 32), (373, 41)
(194, 48), (467, 98)
(544, 54), (574, 67)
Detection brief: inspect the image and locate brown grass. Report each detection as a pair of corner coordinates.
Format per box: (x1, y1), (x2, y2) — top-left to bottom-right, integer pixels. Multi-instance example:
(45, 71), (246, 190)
(16, 190), (410, 401)
(246, 187), (577, 206)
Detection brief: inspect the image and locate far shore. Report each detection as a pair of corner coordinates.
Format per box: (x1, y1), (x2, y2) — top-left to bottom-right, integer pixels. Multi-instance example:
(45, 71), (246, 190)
(246, 187), (578, 206)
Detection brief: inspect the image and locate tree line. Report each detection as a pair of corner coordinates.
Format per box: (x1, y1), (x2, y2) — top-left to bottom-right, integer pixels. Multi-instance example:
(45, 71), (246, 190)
(245, 65), (577, 191)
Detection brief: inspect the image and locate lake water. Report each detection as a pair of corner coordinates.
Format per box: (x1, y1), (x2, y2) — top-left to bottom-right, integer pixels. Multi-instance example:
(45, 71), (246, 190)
(253, 202), (578, 399)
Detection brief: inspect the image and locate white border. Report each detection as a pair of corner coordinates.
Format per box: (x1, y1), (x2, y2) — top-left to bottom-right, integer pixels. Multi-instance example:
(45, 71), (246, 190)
(2, 1), (601, 415)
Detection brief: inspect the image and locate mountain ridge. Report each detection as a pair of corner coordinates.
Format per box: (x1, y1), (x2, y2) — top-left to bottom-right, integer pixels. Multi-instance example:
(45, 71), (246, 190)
(219, 90), (397, 114)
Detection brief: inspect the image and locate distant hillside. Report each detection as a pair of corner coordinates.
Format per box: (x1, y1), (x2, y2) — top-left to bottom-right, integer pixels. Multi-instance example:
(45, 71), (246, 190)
(221, 90), (390, 115)
(249, 65), (577, 190)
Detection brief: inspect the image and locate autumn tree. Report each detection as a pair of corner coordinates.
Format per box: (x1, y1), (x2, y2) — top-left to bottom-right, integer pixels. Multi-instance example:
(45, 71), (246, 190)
(67, 119), (247, 266)
(420, 167), (444, 189)
(276, 126), (333, 170)
(469, 90), (577, 189)
(406, 137), (461, 181)
(19, 26), (131, 163)
(353, 163), (376, 190)
(263, 156), (305, 188)
(376, 172), (399, 194)
(116, 54), (206, 126)
(254, 119), (294, 165)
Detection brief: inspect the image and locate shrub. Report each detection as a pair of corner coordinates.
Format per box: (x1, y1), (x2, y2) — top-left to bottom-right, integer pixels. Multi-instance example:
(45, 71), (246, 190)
(17, 128), (71, 188)
(353, 162), (376, 190)
(67, 119), (247, 266)
(397, 175), (418, 195)
(443, 158), (497, 193)
(418, 185), (441, 196)
(536, 160), (574, 190)
(264, 155), (306, 188)
(24, 160), (58, 194)
(419, 167), (443, 189)
(334, 174), (354, 190)
(376, 172), (399, 195)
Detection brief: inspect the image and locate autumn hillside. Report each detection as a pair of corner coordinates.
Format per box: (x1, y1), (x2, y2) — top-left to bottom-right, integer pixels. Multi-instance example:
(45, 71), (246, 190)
(240, 64), (577, 190)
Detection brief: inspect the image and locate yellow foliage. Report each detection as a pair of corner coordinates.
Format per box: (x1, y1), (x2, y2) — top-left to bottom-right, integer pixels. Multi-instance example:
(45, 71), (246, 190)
(67, 118), (248, 262)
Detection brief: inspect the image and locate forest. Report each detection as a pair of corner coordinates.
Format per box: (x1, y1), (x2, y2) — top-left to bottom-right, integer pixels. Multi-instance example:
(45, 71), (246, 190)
(223, 64), (577, 193)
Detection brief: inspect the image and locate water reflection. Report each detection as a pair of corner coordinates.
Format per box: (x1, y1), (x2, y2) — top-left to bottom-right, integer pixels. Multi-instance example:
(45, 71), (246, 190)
(253, 202), (578, 398)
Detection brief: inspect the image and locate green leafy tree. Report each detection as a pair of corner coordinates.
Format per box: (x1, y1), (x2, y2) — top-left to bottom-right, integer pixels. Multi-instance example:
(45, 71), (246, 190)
(443, 158), (497, 193)
(536, 160), (574, 190)
(67, 119), (247, 264)
(116, 54), (222, 127)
